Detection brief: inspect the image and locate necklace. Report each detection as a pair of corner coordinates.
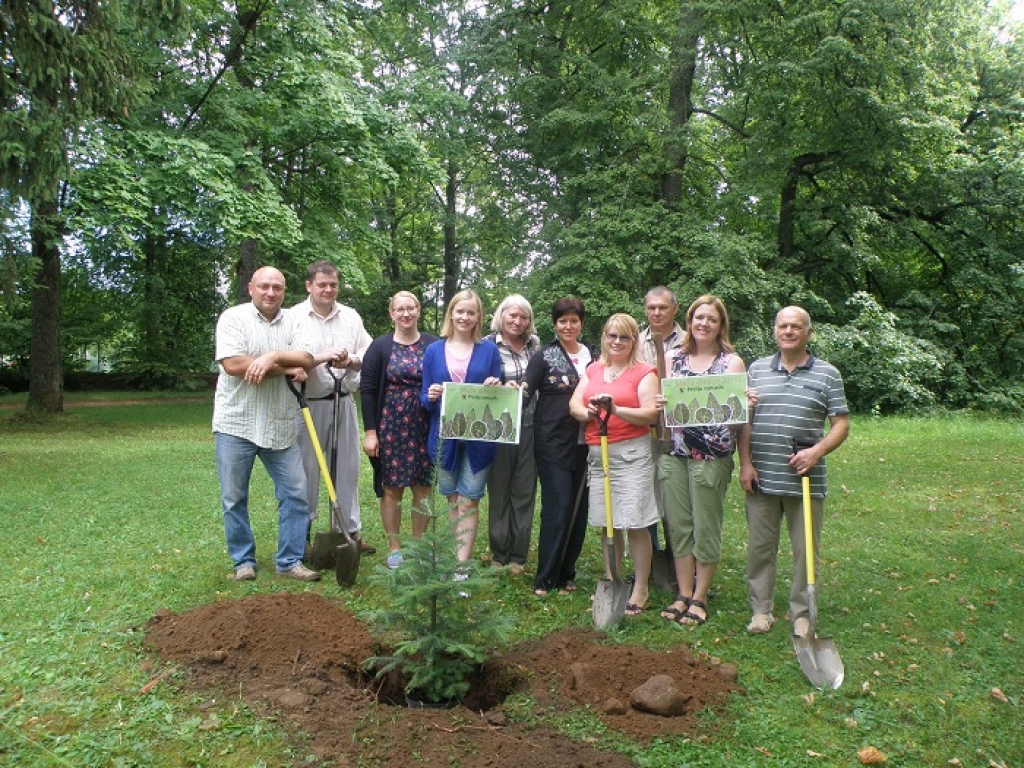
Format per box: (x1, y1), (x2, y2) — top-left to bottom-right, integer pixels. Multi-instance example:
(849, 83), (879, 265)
(605, 364), (626, 382)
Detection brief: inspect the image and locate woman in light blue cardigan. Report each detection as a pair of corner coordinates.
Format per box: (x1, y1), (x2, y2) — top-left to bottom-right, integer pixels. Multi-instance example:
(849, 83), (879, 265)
(421, 290), (503, 563)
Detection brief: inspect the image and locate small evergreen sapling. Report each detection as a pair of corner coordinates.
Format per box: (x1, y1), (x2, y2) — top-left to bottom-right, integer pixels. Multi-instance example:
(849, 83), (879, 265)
(362, 495), (513, 705)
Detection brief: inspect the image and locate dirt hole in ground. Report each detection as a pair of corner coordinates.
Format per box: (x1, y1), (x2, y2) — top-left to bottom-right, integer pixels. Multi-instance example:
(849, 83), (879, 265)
(145, 592), (740, 766)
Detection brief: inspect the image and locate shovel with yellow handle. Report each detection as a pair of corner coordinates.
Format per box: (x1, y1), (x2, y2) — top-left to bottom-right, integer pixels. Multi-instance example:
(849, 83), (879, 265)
(792, 474), (844, 689)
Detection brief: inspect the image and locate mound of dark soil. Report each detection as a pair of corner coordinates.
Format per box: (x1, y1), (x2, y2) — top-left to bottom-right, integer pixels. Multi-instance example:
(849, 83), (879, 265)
(145, 592), (739, 766)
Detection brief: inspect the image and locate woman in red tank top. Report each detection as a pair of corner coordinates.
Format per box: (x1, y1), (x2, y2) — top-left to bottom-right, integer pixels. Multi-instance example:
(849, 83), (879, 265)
(569, 313), (660, 616)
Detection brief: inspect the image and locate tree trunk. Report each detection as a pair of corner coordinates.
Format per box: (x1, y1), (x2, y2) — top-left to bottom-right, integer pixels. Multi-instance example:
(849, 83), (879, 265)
(235, 238), (259, 304)
(659, 3), (702, 204)
(27, 193), (64, 413)
(777, 152), (841, 265)
(442, 159), (459, 307)
(140, 231), (167, 362)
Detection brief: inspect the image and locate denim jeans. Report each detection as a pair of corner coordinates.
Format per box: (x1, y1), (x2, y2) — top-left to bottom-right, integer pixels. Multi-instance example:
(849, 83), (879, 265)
(533, 445), (589, 591)
(215, 432), (309, 572)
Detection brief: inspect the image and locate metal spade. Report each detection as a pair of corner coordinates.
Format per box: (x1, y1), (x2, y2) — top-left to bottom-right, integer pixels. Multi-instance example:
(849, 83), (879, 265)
(793, 475), (844, 689)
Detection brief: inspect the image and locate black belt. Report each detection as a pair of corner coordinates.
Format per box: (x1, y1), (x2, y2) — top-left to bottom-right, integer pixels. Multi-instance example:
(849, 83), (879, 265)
(309, 391), (350, 401)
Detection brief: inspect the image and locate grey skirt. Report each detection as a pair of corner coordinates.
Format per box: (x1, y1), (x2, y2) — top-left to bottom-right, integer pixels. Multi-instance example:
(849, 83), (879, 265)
(587, 434), (659, 530)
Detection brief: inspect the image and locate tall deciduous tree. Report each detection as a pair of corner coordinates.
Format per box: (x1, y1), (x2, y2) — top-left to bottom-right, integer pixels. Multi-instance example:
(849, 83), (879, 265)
(1, 0), (185, 411)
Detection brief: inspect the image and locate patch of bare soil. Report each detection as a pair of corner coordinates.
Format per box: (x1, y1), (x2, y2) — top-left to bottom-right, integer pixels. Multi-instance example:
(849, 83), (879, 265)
(145, 593), (739, 767)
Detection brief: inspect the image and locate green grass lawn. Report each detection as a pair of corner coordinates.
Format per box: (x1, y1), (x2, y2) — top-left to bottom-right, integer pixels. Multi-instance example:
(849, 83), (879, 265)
(1, 402), (1021, 766)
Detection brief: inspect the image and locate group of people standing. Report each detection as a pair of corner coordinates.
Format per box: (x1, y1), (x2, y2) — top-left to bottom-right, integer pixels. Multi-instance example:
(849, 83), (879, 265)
(212, 264), (849, 639)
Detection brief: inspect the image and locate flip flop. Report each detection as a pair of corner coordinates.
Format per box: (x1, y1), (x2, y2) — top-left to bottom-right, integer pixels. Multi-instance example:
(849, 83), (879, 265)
(625, 602), (647, 617)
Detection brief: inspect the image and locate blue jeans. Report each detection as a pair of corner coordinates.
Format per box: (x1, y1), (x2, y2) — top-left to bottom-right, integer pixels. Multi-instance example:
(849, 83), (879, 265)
(534, 445), (589, 591)
(215, 432), (310, 572)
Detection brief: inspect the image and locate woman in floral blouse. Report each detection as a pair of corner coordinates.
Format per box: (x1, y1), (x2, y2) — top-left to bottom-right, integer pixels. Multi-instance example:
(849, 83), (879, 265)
(657, 295), (747, 626)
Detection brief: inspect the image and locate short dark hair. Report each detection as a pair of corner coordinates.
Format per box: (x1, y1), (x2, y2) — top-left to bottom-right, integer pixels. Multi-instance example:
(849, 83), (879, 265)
(305, 260), (339, 282)
(552, 297), (585, 323)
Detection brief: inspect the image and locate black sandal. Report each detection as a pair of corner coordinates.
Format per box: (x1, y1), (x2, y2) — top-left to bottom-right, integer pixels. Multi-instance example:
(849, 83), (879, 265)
(660, 595), (690, 622)
(678, 598), (709, 626)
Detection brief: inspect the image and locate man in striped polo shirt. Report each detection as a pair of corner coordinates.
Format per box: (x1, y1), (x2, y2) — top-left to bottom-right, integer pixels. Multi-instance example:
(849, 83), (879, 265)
(738, 306), (850, 637)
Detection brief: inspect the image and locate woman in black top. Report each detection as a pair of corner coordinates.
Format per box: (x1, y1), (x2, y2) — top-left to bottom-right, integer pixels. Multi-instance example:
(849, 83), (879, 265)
(522, 297), (596, 595)
(360, 291), (440, 569)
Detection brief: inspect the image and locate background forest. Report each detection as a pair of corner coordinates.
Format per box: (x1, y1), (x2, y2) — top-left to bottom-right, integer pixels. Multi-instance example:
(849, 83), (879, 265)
(2, 0), (1023, 415)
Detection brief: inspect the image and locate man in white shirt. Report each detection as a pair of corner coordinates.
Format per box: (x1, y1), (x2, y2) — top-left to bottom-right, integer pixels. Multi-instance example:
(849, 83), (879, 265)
(289, 260), (374, 557)
(213, 266), (319, 582)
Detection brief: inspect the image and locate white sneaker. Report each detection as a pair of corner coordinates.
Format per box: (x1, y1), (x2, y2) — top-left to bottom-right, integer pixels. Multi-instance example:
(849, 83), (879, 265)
(386, 551), (403, 569)
(747, 613), (775, 634)
(793, 616), (810, 639)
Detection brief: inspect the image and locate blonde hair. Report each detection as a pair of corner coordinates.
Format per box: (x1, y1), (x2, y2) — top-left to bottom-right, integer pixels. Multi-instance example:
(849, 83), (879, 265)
(490, 294), (536, 338)
(599, 313), (642, 367)
(682, 295), (734, 354)
(440, 289), (485, 341)
(388, 290), (421, 311)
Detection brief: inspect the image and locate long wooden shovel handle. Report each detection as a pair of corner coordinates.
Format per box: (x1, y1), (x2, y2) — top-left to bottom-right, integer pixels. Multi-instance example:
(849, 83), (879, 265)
(300, 407), (339, 505)
(802, 476), (815, 587)
(651, 331), (667, 442)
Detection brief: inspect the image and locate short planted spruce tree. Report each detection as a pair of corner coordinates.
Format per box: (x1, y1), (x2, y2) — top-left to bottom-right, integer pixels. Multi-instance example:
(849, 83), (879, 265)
(362, 495), (513, 706)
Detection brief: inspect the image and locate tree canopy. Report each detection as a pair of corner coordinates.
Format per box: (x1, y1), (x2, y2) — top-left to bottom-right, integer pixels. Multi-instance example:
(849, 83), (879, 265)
(2, 0), (1022, 412)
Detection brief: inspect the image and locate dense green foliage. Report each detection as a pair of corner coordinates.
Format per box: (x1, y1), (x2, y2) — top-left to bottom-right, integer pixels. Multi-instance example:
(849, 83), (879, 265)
(2, 1), (1023, 412)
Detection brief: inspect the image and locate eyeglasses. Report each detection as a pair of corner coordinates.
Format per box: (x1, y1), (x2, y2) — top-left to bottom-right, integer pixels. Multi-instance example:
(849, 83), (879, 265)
(605, 333), (634, 343)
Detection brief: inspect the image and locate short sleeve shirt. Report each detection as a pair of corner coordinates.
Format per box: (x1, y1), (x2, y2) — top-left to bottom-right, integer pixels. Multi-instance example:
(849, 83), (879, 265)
(289, 299), (372, 398)
(746, 353), (849, 498)
(213, 303), (313, 449)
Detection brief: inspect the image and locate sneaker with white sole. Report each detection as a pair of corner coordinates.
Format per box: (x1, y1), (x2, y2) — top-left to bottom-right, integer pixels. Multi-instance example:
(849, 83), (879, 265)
(277, 563), (321, 582)
(747, 612), (775, 634)
(231, 564), (256, 581)
(792, 616), (810, 639)
(386, 551), (403, 569)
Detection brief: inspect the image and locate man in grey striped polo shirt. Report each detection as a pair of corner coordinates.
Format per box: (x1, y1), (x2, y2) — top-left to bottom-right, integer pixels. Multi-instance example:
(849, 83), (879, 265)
(738, 306), (850, 637)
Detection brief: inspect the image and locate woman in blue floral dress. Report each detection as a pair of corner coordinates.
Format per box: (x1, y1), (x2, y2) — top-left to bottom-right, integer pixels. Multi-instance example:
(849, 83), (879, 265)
(361, 292), (439, 569)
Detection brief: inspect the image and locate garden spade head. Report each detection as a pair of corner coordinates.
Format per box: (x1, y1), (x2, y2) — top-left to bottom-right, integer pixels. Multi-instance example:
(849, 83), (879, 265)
(793, 476), (844, 689)
(307, 366), (352, 571)
(591, 399), (630, 630)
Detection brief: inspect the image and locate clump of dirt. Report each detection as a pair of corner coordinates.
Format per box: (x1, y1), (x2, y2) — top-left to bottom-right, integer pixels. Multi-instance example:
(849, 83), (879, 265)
(145, 592), (739, 766)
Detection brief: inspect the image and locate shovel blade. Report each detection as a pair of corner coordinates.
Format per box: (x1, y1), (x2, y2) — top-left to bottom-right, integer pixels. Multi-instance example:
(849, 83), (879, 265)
(334, 539), (360, 587)
(592, 577), (630, 630)
(793, 635), (845, 690)
(309, 532), (346, 571)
